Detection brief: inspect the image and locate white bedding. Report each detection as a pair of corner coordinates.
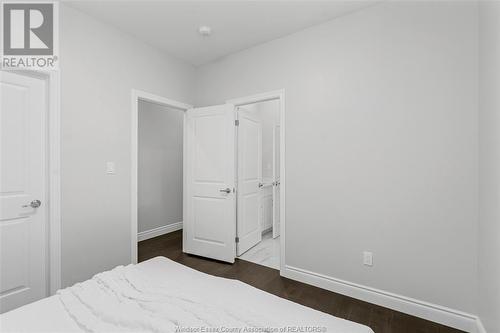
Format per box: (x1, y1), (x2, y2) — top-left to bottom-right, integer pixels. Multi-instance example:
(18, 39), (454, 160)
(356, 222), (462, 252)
(0, 257), (373, 333)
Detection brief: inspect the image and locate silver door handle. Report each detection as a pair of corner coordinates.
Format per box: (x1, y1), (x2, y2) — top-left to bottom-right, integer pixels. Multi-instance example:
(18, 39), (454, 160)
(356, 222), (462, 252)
(22, 200), (42, 208)
(219, 188), (231, 193)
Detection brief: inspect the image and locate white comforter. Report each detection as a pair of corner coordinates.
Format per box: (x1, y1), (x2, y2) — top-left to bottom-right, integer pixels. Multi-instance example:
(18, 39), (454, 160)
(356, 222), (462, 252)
(0, 257), (373, 333)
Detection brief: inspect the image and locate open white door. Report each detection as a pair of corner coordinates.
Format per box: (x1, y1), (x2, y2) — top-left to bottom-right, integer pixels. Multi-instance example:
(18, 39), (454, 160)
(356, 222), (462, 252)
(184, 104), (236, 263)
(272, 125), (281, 239)
(236, 107), (262, 256)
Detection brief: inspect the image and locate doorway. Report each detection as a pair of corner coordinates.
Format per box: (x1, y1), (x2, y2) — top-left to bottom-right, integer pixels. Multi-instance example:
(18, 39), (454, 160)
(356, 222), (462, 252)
(131, 90), (192, 264)
(153, 89), (285, 272)
(235, 99), (281, 269)
(138, 100), (184, 240)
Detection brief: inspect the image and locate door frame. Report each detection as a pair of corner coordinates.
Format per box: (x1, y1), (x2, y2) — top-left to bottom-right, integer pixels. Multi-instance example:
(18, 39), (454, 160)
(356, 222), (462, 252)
(227, 89), (286, 274)
(2, 70), (62, 295)
(130, 89), (192, 264)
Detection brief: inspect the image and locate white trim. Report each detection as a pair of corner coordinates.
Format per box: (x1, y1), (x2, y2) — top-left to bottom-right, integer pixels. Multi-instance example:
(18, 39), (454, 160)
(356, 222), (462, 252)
(226, 89), (286, 275)
(261, 227), (272, 235)
(47, 71), (61, 295)
(475, 318), (487, 333)
(3, 70), (62, 295)
(227, 90), (285, 106)
(131, 89), (192, 264)
(137, 222), (183, 242)
(283, 265), (479, 333)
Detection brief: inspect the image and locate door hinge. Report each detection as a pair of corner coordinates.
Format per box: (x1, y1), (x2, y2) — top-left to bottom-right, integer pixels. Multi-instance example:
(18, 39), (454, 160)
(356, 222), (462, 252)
(235, 119), (239, 126)
(235, 237), (239, 243)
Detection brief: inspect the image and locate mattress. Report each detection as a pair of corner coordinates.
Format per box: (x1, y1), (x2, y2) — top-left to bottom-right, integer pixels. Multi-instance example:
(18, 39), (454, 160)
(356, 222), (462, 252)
(0, 257), (373, 333)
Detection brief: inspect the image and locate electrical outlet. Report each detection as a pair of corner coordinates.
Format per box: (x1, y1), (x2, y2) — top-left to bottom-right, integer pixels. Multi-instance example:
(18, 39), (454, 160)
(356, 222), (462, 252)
(363, 251), (373, 266)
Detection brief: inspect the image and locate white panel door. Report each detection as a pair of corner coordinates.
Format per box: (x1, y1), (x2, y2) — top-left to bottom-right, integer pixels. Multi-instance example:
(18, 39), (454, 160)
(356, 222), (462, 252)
(184, 104), (236, 263)
(272, 125), (280, 239)
(236, 108), (262, 256)
(0, 71), (47, 313)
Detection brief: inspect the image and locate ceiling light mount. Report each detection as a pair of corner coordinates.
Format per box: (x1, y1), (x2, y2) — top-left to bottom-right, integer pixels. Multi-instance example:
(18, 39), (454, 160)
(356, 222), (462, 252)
(198, 26), (212, 37)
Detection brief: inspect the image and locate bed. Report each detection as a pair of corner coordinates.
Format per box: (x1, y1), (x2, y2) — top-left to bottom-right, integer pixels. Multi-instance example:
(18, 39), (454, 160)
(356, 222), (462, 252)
(0, 257), (373, 333)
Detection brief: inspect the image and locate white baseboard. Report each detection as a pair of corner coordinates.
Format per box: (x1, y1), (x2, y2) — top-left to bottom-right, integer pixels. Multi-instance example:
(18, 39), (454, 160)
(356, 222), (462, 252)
(137, 222), (183, 242)
(475, 318), (487, 333)
(262, 226), (272, 234)
(282, 265), (479, 333)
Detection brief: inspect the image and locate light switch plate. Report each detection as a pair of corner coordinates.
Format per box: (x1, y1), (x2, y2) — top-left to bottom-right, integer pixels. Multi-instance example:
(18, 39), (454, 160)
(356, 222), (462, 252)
(106, 161), (116, 174)
(363, 251), (373, 266)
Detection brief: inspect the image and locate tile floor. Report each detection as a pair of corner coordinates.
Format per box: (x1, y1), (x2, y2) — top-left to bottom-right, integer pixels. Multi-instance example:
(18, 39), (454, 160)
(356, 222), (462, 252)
(238, 231), (280, 269)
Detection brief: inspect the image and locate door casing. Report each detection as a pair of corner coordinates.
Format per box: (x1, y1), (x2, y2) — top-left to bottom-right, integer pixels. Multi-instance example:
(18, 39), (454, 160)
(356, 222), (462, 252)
(131, 89), (285, 272)
(130, 89), (192, 264)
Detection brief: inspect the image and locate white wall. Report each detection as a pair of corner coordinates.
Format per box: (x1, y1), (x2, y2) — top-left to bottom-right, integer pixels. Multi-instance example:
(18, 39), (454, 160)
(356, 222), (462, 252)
(60, 4), (195, 286)
(195, 1), (478, 315)
(478, 2), (500, 332)
(138, 101), (183, 233)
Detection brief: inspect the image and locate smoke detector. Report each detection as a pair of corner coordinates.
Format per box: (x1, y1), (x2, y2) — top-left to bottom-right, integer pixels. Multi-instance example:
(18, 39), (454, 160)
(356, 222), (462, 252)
(198, 26), (212, 37)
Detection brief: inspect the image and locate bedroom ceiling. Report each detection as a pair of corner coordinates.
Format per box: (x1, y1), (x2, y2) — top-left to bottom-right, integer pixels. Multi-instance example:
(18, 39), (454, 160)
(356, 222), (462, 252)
(67, 1), (375, 66)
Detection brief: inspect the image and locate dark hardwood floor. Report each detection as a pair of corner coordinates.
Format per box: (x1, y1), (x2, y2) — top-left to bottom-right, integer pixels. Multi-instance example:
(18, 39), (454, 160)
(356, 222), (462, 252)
(138, 230), (464, 333)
